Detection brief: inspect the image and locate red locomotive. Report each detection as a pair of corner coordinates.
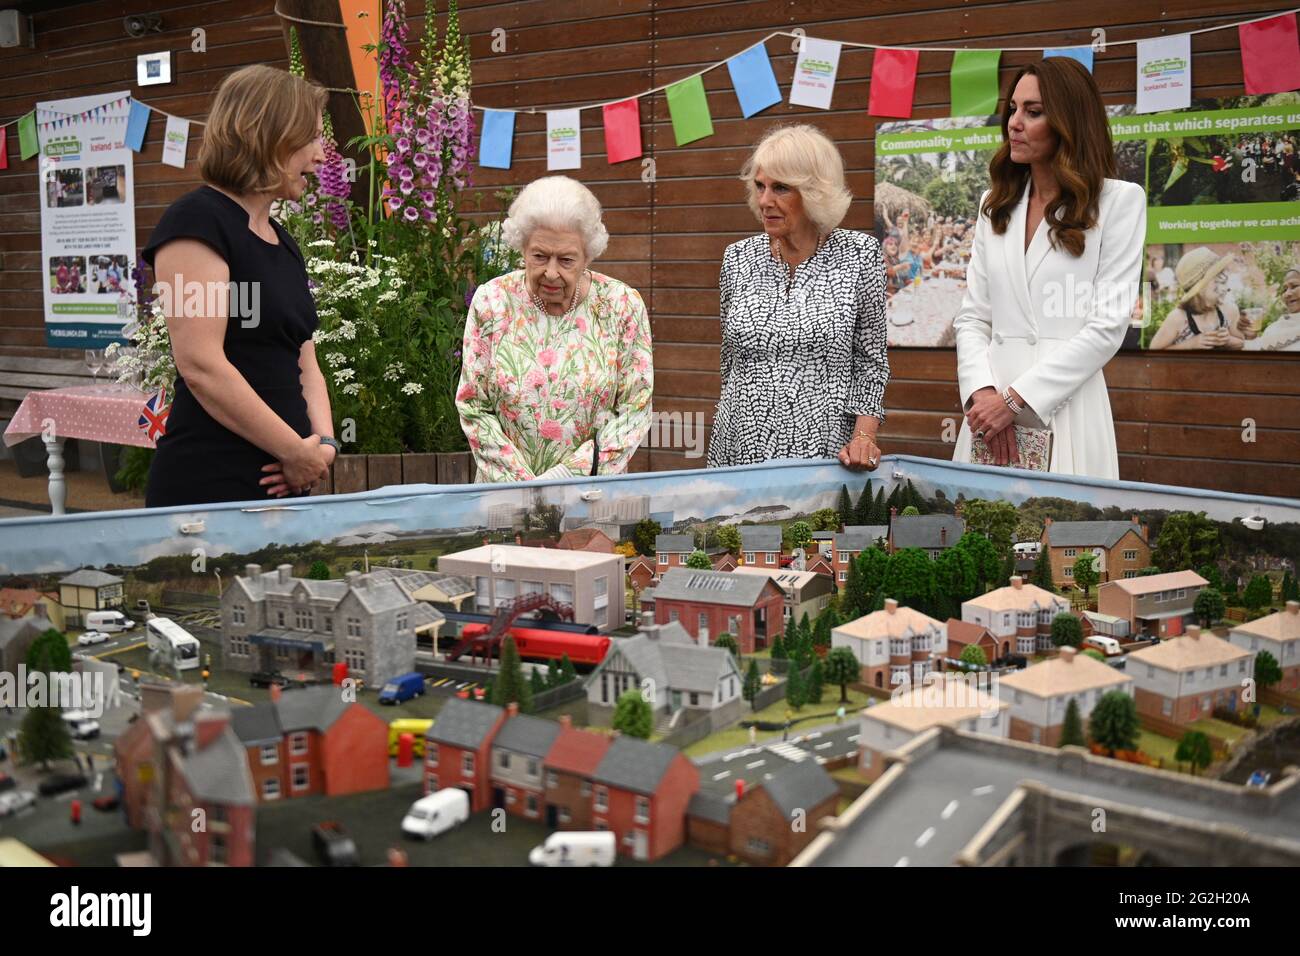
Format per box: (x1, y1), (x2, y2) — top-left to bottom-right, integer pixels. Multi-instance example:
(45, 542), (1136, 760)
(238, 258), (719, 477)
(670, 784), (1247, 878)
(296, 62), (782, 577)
(456, 623), (610, 667)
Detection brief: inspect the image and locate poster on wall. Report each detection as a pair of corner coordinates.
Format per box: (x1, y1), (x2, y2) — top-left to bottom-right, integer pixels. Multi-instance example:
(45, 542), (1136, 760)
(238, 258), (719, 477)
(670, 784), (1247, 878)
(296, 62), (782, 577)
(874, 95), (1300, 353)
(36, 90), (136, 348)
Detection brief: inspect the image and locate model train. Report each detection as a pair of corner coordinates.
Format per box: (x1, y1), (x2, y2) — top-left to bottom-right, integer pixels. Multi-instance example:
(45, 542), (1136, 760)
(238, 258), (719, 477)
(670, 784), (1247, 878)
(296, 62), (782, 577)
(456, 622), (610, 667)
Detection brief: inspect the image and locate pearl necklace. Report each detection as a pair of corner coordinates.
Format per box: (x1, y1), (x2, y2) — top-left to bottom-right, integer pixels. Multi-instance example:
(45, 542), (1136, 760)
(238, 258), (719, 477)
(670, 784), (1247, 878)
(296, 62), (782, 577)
(531, 271), (589, 318)
(773, 234), (826, 287)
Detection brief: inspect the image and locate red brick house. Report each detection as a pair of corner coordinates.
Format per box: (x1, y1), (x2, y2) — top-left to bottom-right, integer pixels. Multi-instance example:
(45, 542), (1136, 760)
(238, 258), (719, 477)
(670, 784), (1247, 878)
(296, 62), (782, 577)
(489, 712), (563, 821)
(655, 534), (696, 573)
(651, 567), (784, 653)
(590, 735), (699, 861)
(944, 619), (1002, 664)
(541, 715), (612, 830)
(710, 552), (739, 573)
(833, 525), (888, 584)
(229, 684), (389, 802)
(557, 528), (616, 553)
(627, 555), (657, 592)
(424, 698), (509, 812)
(1041, 515), (1151, 588)
(739, 526), (784, 569)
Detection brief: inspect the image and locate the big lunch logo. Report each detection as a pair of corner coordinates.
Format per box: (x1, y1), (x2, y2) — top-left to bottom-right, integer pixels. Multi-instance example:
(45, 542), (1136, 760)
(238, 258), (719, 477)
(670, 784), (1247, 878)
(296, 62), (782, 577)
(799, 58), (835, 77)
(43, 135), (83, 158)
(1142, 56), (1188, 77)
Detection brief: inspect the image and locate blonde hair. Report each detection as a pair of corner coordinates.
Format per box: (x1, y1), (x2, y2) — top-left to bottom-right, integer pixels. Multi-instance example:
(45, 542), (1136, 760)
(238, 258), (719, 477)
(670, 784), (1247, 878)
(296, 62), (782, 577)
(741, 124), (852, 234)
(199, 65), (327, 196)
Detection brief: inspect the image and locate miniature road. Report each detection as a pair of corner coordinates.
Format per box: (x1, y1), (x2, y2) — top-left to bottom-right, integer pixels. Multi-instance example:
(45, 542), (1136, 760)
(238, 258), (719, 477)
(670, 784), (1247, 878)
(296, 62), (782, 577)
(690, 718), (859, 766)
(811, 746), (1300, 867)
(694, 723), (860, 798)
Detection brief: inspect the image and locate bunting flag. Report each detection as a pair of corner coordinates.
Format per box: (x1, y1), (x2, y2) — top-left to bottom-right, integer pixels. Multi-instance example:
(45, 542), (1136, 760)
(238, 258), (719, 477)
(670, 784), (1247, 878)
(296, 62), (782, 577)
(138, 387), (171, 442)
(17, 111), (38, 160)
(666, 75), (713, 145)
(950, 49), (1001, 116)
(727, 43), (782, 118)
(478, 109), (515, 169)
(546, 108), (581, 170)
(789, 37), (842, 110)
(1044, 46), (1094, 73)
(868, 48), (920, 118)
(1136, 34), (1192, 114)
(602, 98), (642, 164)
(0, 126), (7, 171)
(1239, 13), (1300, 95)
(161, 115), (189, 169)
(125, 99), (152, 152)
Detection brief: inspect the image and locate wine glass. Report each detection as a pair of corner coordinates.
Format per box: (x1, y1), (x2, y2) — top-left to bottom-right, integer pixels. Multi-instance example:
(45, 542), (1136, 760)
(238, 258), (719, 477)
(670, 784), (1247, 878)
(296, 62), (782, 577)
(84, 348), (104, 386)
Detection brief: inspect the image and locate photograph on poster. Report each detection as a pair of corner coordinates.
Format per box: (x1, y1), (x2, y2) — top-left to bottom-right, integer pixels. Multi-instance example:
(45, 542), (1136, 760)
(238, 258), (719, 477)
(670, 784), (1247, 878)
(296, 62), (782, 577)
(43, 168), (83, 208)
(48, 255), (86, 294)
(88, 253), (129, 295)
(86, 165), (126, 206)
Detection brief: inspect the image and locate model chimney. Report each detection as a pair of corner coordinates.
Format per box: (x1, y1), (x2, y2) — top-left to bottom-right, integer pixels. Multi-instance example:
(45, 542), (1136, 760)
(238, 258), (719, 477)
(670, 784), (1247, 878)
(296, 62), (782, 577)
(884, 597), (898, 614)
(515, 533), (523, 545)
(1187, 625), (1201, 640)
(735, 779), (745, 800)
(194, 711), (229, 749)
(1011, 576), (1023, 589)
(940, 527), (947, 546)
(641, 609), (656, 628)
(1288, 600), (1299, 615)
(1059, 645), (1076, 664)
(245, 563), (262, 578)
(890, 506), (898, 518)
(277, 563), (292, 584)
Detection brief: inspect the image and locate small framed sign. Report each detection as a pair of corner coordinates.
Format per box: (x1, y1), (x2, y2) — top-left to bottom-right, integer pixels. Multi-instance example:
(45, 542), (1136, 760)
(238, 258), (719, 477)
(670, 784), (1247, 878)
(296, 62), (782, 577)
(136, 51), (172, 86)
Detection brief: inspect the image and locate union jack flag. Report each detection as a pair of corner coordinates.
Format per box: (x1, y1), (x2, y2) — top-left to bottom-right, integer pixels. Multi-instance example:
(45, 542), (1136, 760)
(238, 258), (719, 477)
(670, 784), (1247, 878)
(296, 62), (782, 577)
(138, 387), (171, 442)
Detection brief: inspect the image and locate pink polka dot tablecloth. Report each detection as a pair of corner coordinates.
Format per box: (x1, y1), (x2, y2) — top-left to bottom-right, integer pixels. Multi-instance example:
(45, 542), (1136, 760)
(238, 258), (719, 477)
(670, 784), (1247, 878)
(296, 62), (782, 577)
(3, 384), (157, 449)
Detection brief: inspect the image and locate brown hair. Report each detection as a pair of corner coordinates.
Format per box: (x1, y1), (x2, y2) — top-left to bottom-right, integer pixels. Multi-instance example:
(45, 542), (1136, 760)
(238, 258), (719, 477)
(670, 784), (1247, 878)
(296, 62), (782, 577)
(199, 65), (327, 196)
(982, 58), (1115, 257)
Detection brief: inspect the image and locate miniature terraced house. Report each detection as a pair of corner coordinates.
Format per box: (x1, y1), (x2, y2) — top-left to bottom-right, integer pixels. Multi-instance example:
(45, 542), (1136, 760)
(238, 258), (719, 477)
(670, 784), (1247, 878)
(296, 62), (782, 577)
(649, 566), (784, 653)
(1039, 516), (1150, 587)
(1126, 625), (1253, 724)
(655, 533), (697, 574)
(542, 716), (611, 829)
(734, 566), (834, 625)
(961, 576), (1070, 655)
(491, 712), (562, 820)
(590, 735), (699, 861)
(996, 646), (1133, 746)
(740, 525), (784, 569)
(584, 618), (744, 730)
(1227, 600), (1300, 692)
(423, 698), (509, 812)
(833, 525), (888, 582)
(830, 598), (947, 688)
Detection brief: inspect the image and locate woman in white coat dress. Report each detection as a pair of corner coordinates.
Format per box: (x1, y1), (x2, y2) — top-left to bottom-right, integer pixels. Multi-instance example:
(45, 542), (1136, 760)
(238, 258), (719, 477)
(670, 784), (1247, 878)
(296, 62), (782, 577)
(952, 58), (1146, 480)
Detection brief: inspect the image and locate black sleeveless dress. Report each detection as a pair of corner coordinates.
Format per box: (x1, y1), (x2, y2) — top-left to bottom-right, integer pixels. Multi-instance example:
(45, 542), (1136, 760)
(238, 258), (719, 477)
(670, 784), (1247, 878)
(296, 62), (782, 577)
(140, 186), (319, 506)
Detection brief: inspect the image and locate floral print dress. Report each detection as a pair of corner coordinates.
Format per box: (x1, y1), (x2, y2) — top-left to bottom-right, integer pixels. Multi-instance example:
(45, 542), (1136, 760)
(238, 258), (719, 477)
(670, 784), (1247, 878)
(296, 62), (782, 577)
(456, 269), (654, 482)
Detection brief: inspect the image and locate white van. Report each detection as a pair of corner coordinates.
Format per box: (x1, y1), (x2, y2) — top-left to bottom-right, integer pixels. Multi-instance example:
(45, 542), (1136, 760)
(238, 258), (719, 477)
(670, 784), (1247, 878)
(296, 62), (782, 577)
(86, 610), (133, 633)
(529, 831), (617, 867)
(401, 790), (469, 840)
(61, 710), (101, 740)
(1012, 542), (1041, 557)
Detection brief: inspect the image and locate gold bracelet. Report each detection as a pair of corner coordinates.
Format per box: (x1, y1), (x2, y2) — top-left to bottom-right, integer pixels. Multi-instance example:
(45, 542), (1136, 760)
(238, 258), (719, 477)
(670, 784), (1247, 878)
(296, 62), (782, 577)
(853, 431), (876, 442)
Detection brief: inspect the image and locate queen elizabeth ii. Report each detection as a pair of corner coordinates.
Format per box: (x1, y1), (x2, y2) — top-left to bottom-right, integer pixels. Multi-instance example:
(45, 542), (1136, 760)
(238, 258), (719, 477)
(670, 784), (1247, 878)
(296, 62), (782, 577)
(455, 176), (654, 481)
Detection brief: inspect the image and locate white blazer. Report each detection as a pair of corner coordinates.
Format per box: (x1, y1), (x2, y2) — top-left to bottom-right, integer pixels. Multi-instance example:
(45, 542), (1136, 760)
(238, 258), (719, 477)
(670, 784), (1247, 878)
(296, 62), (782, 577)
(952, 178), (1146, 479)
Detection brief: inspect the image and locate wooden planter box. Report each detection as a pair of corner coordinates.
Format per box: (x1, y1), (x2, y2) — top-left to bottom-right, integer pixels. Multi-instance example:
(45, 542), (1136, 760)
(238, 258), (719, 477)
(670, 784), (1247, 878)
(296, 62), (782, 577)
(326, 451), (475, 494)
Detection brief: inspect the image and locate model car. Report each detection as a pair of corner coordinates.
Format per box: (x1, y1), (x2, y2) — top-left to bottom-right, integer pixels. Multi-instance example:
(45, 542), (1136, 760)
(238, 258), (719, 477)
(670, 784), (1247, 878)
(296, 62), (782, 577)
(1247, 769), (1272, 788)
(312, 821), (360, 866)
(249, 670), (291, 688)
(37, 772), (87, 796)
(77, 631), (112, 646)
(0, 789), (36, 817)
(92, 792), (121, 811)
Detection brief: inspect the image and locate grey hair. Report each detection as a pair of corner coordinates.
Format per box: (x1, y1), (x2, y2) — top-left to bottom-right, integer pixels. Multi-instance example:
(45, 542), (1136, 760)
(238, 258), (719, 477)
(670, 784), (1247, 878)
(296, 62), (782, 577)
(501, 175), (609, 261)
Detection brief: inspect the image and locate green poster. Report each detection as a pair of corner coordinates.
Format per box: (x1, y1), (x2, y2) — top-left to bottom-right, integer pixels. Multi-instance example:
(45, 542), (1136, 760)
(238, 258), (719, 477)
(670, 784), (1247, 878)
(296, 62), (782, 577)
(667, 75), (713, 146)
(17, 111), (37, 160)
(950, 50), (1001, 117)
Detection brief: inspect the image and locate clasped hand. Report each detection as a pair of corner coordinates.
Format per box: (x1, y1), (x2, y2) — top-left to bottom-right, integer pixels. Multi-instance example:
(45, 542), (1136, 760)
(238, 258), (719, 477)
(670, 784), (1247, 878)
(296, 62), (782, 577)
(966, 386), (1020, 467)
(260, 435), (335, 497)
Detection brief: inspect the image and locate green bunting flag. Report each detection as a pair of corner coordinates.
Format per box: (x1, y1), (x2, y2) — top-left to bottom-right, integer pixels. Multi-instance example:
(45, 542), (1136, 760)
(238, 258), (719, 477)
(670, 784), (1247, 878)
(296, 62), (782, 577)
(17, 111), (38, 160)
(950, 49), (1001, 116)
(666, 75), (713, 146)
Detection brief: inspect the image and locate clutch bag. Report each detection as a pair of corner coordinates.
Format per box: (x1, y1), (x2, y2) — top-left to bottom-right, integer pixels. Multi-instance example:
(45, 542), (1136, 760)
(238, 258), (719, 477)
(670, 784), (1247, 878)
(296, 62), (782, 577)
(970, 425), (1052, 471)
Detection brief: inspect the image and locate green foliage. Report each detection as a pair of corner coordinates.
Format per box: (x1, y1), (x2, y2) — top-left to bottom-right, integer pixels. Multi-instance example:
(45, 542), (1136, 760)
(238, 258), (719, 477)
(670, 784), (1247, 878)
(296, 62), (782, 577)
(1071, 555), (1098, 597)
(1060, 699), (1086, 748)
(743, 659), (762, 706)
(959, 644), (987, 668)
(806, 658), (825, 706)
(631, 519), (663, 557)
(529, 667), (547, 694)
(837, 485), (854, 528)
(25, 629), (71, 674)
(307, 560), (332, 580)
(558, 654), (577, 686)
(114, 446), (155, 494)
(869, 485), (888, 524)
(1081, 648), (1106, 662)
(716, 524), (741, 554)
(1243, 574), (1274, 611)
(770, 633), (788, 661)
(785, 665), (804, 710)
(900, 505), (920, 516)
(19, 706), (73, 768)
(853, 483), (873, 525)
(810, 509), (841, 533)
(1088, 691), (1141, 755)
(1194, 587), (1226, 626)
(1254, 650), (1282, 689)
(1175, 730), (1214, 774)
(685, 549), (712, 570)
(1051, 613), (1083, 648)
(489, 637), (532, 712)
(923, 176), (968, 218)
(612, 689), (652, 739)
(959, 500), (1019, 556)
(1031, 548), (1055, 592)
(713, 633), (740, 664)
(786, 521), (812, 550)
(955, 532), (1000, 591)
(881, 548), (937, 618)
(1151, 512), (1221, 577)
(1198, 563), (1224, 592)
(825, 647), (859, 703)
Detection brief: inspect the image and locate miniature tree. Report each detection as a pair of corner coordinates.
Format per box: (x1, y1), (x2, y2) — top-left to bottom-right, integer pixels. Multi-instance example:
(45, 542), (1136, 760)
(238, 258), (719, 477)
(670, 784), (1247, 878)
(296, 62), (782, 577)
(811, 508), (841, 532)
(900, 505), (920, 516)
(1175, 730), (1213, 775)
(557, 654), (577, 686)
(959, 644), (987, 669)
(631, 518), (662, 556)
(1060, 699), (1086, 748)
(685, 549), (712, 570)
(996, 550), (1016, 589)
(853, 484), (873, 525)
(786, 521), (812, 551)
(840, 555), (869, 620)
(797, 612), (813, 652)
(1051, 612), (1083, 648)
(25, 628), (72, 675)
(881, 548), (937, 619)
(770, 632), (788, 666)
(716, 524), (741, 554)
(824, 647), (859, 703)
(869, 485), (888, 524)
(545, 658), (563, 688)
(1031, 548), (1055, 593)
(960, 499), (1019, 555)
(933, 547), (977, 621)
(529, 667), (547, 695)
(18, 706), (73, 770)
(307, 560), (331, 580)
(713, 633), (740, 664)
(1193, 587), (1226, 627)
(784, 613), (799, 656)
(1071, 555), (1098, 604)
(612, 689), (652, 739)
(1198, 563), (1225, 592)
(490, 637), (532, 713)
(1243, 574), (1274, 611)
(836, 484), (855, 528)
(805, 657), (825, 705)
(858, 546), (889, 604)
(1284, 570), (1299, 602)
(1152, 511), (1220, 577)
(743, 659), (762, 708)
(1088, 691), (1140, 756)
(785, 665), (804, 710)
(955, 532), (1000, 592)
(1254, 650), (1282, 690)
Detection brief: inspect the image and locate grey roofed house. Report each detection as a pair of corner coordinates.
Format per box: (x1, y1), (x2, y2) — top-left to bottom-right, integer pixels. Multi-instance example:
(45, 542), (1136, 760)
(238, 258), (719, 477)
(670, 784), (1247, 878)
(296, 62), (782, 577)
(687, 790), (733, 824)
(761, 759), (839, 821)
(591, 735), (679, 795)
(655, 534), (696, 554)
(651, 567), (775, 608)
(228, 703), (283, 745)
(177, 725), (257, 806)
(364, 567), (473, 601)
(739, 526), (783, 552)
(426, 697), (504, 749)
(494, 714), (563, 757)
(1044, 520), (1147, 548)
(0, 615), (47, 650)
(835, 525), (889, 550)
(273, 684), (351, 732)
(890, 514), (965, 550)
(58, 568), (123, 588)
(589, 621), (739, 696)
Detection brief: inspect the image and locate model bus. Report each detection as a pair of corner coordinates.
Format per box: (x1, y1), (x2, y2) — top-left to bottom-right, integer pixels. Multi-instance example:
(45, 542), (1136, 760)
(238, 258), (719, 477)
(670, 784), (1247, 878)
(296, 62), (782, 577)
(145, 617), (201, 671)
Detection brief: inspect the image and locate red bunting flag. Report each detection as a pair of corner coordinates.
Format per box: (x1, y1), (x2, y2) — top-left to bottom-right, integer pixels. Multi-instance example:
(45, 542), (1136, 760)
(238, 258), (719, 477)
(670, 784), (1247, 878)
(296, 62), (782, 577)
(0, 126), (7, 171)
(1239, 14), (1300, 94)
(869, 48), (921, 118)
(602, 98), (642, 164)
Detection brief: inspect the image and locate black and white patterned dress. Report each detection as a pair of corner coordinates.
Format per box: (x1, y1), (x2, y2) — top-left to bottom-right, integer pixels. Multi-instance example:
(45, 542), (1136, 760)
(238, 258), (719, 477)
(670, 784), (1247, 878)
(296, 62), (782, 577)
(707, 228), (889, 467)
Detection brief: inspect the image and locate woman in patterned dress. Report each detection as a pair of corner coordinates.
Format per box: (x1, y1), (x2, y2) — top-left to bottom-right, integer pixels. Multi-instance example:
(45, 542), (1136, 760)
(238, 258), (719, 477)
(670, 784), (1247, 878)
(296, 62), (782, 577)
(707, 124), (889, 470)
(456, 176), (653, 482)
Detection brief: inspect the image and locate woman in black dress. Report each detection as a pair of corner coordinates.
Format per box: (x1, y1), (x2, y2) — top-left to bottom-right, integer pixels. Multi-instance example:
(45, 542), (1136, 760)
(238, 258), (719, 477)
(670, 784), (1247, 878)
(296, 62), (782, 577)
(141, 64), (337, 506)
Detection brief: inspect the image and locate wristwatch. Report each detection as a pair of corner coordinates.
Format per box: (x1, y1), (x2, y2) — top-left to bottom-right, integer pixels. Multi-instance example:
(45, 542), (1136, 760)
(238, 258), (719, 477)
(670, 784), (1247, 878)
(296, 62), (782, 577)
(319, 436), (342, 453)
